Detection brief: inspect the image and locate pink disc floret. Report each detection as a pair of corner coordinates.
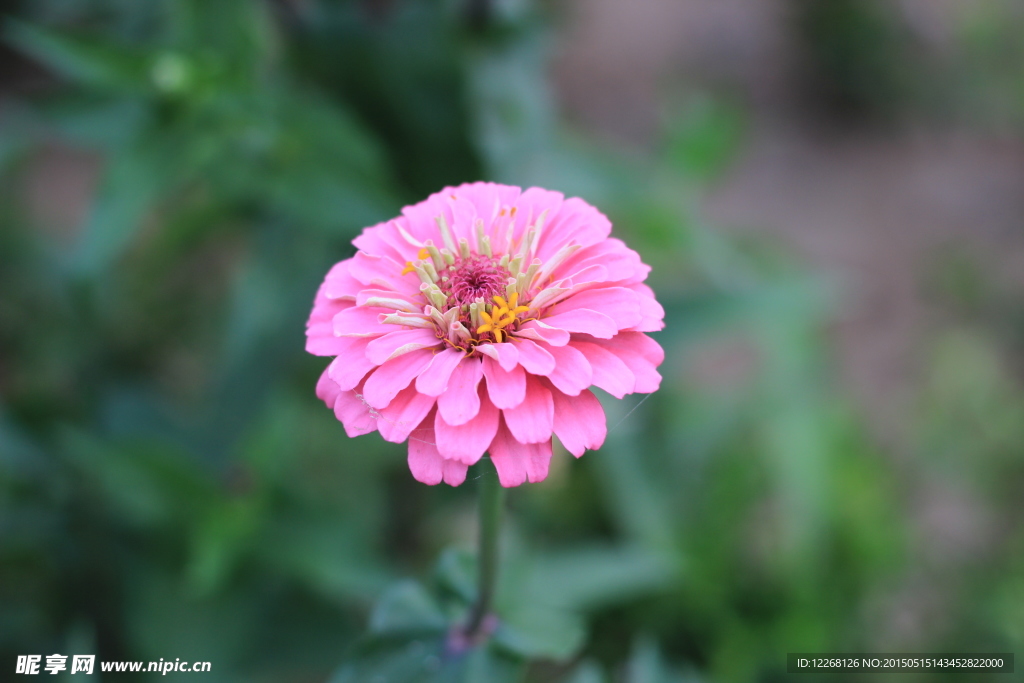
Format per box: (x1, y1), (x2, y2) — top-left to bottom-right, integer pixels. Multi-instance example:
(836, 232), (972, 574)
(439, 255), (511, 308)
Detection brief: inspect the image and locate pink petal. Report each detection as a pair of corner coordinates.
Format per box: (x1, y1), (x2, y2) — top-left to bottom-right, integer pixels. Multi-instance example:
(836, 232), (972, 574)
(415, 348), (465, 396)
(361, 348), (436, 409)
(559, 250), (637, 284)
(583, 330), (663, 364)
(556, 264), (609, 290)
(327, 342), (376, 391)
(502, 374), (554, 444)
(445, 192), (480, 243)
(442, 459), (469, 486)
(333, 306), (389, 338)
(353, 219), (420, 264)
(555, 238), (644, 284)
(391, 213), (434, 249)
(621, 355), (661, 393)
(435, 387), (499, 465)
(545, 344), (593, 396)
(482, 356), (527, 409)
(405, 408), (439, 454)
(536, 265), (611, 310)
(401, 193), (455, 243)
(626, 287), (666, 332)
(365, 329), (442, 365)
(631, 282), (657, 299)
(516, 339), (556, 376)
(355, 288), (420, 309)
(513, 186), (564, 247)
(540, 309), (617, 339)
(323, 259), (364, 300)
(551, 286), (642, 330)
(408, 415), (444, 485)
(586, 332), (664, 394)
(454, 182), (522, 232)
(347, 250), (415, 292)
(307, 280), (356, 355)
(333, 382), (378, 437)
(316, 367), (342, 409)
(549, 386), (607, 457)
(515, 320), (569, 346)
(376, 385), (436, 443)
(570, 341), (636, 398)
(534, 196), (611, 261)
(306, 318), (353, 355)
(436, 358), (484, 426)
(488, 418), (553, 487)
(475, 342), (519, 371)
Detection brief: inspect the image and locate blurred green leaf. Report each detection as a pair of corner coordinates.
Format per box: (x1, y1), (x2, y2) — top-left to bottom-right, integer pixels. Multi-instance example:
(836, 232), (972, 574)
(6, 20), (149, 89)
(48, 98), (148, 147)
(493, 605), (586, 661)
(466, 29), (556, 183)
(185, 496), (262, 596)
(625, 637), (702, 683)
(370, 580), (448, 635)
(259, 517), (389, 602)
(594, 408), (678, 548)
(434, 547), (477, 604)
(60, 429), (208, 528)
(73, 138), (179, 275)
(125, 569), (259, 672)
(562, 660), (607, 683)
(331, 634), (525, 683)
(664, 96), (745, 182)
(516, 545), (677, 612)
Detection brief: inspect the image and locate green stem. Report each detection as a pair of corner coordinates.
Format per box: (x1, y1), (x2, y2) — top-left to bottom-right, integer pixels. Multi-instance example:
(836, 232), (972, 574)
(465, 456), (505, 638)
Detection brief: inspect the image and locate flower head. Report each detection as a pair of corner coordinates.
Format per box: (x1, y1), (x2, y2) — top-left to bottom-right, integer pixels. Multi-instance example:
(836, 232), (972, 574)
(306, 183), (665, 487)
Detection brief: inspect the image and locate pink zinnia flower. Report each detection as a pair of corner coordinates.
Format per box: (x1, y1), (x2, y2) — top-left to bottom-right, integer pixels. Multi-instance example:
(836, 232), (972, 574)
(306, 183), (664, 487)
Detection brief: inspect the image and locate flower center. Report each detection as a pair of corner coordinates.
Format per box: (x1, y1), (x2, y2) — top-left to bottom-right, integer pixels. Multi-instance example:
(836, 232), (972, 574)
(387, 211), (569, 350)
(438, 255), (511, 308)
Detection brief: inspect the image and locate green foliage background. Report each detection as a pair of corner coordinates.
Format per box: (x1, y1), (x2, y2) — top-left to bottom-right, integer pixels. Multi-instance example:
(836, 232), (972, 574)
(1, 1), (1023, 681)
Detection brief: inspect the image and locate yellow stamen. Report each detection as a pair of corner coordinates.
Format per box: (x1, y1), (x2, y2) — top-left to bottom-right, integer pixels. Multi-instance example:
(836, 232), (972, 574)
(474, 293), (531, 343)
(401, 248), (432, 276)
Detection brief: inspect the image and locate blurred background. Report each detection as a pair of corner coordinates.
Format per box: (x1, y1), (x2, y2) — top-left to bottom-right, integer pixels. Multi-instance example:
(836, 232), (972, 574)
(2, 0), (1024, 681)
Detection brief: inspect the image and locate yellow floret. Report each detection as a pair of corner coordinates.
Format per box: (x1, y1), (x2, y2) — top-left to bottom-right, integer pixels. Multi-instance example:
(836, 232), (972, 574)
(400, 248), (432, 276)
